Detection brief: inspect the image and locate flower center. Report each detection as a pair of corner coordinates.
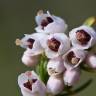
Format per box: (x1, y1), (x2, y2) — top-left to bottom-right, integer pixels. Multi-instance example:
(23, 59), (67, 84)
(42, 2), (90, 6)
(47, 38), (61, 52)
(48, 68), (58, 75)
(27, 38), (35, 49)
(67, 51), (80, 65)
(23, 79), (37, 91)
(76, 30), (91, 45)
(41, 17), (53, 29)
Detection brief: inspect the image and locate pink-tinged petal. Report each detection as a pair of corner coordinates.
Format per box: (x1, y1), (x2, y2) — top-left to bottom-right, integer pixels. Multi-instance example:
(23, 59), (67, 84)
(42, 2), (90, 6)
(44, 33), (70, 58)
(35, 13), (49, 26)
(47, 56), (65, 77)
(47, 76), (64, 95)
(44, 15), (67, 34)
(21, 49), (39, 67)
(63, 68), (80, 86)
(63, 47), (87, 69)
(86, 53), (96, 69)
(39, 34), (49, 49)
(27, 33), (45, 55)
(17, 33), (45, 55)
(69, 25), (96, 49)
(18, 71), (46, 96)
(35, 11), (68, 34)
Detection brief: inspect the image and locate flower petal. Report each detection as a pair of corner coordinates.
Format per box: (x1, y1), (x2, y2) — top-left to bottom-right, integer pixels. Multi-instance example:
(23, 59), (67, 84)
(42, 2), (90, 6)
(47, 56), (65, 77)
(69, 25), (96, 49)
(47, 76), (64, 95)
(63, 48), (87, 69)
(21, 49), (40, 67)
(86, 53), (96, 69)
(64, 68), (81, 86)
(18, 71), (46, 96)
(44, 33), (70, 58)
(35, 11), (68, 34)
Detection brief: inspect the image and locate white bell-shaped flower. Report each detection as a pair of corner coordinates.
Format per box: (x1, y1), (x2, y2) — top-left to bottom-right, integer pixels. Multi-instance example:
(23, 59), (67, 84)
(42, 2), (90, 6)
(35, 10), (68, 34)
(63, 48), (87, 69)
(40, 33), (70, 58)
(18, 71), (46, 96)
(63, 68), (81, 86)
(69, 25), (96, 49)
(22, 49), (40, 67)
(47, 56), (65, 77)
(85, 53), (96, 69)
(16, 33), (47, 55)
(47, 76), (64, 95)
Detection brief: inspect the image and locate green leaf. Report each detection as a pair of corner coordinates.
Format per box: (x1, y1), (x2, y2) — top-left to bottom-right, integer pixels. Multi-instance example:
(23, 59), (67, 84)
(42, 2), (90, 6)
(80, 64), (96, 73)
(36, 54), (49, 84)
(56, 79), (93, 96)
(83, 17), (96, 27)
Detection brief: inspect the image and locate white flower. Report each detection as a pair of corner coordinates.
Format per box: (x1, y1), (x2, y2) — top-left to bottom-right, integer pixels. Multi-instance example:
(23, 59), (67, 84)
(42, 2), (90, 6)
(47, 56), (65, 77)
(35, 10), (68, 34)
(69, 25), (96, 49)
(47, 76), (64, 95)
(85, 53), (96, 69)
(40, 33), (70, 58)
(21, 49), (40, 67)
(63, 48), (87, 69)
(18, 71), (46, 96)
(63, 68), (81, 86)
(16, 33), (47, 55)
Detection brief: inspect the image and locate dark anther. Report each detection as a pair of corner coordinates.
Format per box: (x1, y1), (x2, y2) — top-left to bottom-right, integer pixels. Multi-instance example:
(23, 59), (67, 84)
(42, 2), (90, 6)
(76, 30), (91, 45)
(47, 38), (60, 52)
(24, 80), (32, 91)
(67, 51), (80, 65)
(41, 17), (53, 29)
(32, 79), (37, 83)
(27, 38), (35, 49)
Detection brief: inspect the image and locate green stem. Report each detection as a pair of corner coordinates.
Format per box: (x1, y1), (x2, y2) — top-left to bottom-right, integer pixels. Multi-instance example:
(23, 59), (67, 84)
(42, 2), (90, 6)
(36, 54), (49, 84)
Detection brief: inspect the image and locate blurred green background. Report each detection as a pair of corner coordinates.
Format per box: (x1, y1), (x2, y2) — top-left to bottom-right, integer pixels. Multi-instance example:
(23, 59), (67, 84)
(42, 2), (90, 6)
(0, 0), (96, 96)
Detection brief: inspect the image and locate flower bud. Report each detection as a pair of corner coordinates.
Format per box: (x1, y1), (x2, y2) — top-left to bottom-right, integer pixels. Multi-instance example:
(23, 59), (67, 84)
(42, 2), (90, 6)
(86, 53), (96, 69)
(63, 68), (80, 86)
(21, 49), (39, 67)
(16, 33), (47, 55)
(18, 71), (46, 96)
(35, 10), (68, 34)
(47, 76), (64, 95)
(47, 56), (65, 77)
(40, 33), (70, 58)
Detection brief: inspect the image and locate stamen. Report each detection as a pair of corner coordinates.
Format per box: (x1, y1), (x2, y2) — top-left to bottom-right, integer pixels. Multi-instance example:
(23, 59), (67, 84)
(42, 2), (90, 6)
(15, 39), (22, 46)
(67, 51), (80, 65)
(47, 11), (51, 16)
(15, 38), (35, 49)
(71, 57), (80, 65)
(37, 10), (43, 16)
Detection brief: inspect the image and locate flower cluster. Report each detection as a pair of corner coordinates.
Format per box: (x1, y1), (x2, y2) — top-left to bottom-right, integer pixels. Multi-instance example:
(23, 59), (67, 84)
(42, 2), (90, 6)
(16, 10), (96, 96)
